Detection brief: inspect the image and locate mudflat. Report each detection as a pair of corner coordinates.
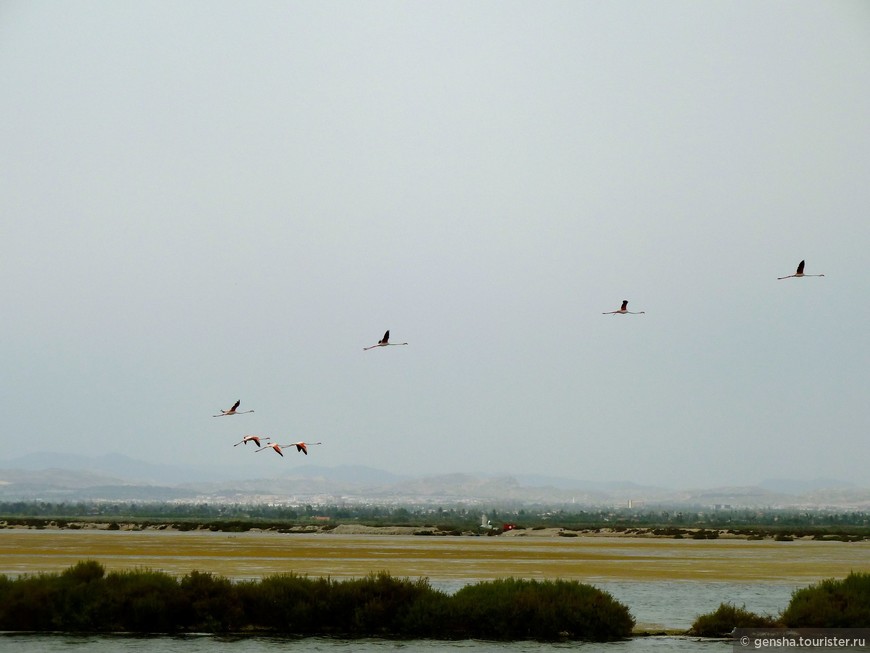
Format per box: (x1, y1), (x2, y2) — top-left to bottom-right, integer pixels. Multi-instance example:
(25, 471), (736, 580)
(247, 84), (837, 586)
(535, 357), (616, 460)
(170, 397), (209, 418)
(1, 528), (867, 583)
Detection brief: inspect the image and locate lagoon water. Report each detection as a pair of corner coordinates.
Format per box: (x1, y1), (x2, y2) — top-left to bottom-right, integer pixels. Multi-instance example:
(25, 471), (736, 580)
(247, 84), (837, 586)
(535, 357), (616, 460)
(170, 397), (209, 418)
(0, 633), (730, 652)
(1, 529), (867, 652)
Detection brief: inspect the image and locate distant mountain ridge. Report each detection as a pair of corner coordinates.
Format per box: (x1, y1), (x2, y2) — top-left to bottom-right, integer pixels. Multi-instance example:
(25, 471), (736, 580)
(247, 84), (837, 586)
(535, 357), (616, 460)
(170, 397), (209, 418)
(0, 452), (867, 509)
(0, 451), (409, 486)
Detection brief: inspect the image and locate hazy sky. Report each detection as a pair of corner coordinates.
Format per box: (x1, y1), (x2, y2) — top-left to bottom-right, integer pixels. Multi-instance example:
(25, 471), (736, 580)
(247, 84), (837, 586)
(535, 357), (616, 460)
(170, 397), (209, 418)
(2, 1), (869, 489)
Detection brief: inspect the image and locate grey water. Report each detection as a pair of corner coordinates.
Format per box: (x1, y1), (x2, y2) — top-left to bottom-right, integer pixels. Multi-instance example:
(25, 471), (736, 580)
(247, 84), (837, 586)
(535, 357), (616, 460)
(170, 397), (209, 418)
(0, 579), (795, 652)
(0, 634), (730, 652)
(595, 580), (793, 630)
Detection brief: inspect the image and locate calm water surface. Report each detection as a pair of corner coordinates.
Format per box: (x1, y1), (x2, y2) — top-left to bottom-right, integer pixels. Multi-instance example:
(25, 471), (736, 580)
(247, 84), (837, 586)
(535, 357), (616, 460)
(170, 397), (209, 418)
(0, 634), (730, 652)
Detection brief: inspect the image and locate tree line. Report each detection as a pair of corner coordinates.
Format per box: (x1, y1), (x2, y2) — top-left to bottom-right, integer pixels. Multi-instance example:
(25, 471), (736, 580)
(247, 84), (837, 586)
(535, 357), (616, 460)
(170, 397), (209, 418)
(1, 500), (868, 535)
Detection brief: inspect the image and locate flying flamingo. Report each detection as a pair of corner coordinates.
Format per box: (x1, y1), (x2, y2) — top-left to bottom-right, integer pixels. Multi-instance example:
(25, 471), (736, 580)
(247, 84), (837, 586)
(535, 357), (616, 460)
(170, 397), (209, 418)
(603, 300), (645, 315)
(256, 442), (290, 457)
(289, 441), (322, 455)
(213, 400), (255, 417)
(778, 260), (825, 280)
(364, 330), (408, 350)
(234, 435), (270, 447)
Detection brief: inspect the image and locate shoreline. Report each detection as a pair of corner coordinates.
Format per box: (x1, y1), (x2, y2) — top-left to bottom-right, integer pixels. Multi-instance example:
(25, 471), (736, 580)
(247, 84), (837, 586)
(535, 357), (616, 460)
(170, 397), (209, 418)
(1, 520), (866, 541)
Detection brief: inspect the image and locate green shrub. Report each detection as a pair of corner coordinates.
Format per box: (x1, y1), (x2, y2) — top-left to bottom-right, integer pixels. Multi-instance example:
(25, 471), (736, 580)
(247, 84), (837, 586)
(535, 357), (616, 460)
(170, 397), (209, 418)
(237, 572), (328, 632)
(0, 563), (635, 641)
(689, 602), (779, 637)
(332, 572), (437, 635)
(101, 568), (183, 632)
(179, 570), (242, 631)
(691, 529), (720, 540)
(781, 572), (870, 628)
(449, 577), (634, 641)
(395, 587), (452, 636)
(0, 574), (61, 630)
(62, 559), (105, 584)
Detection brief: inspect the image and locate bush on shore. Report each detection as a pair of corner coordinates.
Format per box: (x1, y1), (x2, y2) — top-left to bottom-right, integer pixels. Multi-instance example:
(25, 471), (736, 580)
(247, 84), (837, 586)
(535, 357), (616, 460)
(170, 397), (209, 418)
(0, 562), (633, 641)
(448, 577), (634, 640)
(689, 602), (778, 637)
(690, 572), (870, 635)
(780, 572), (870, 628)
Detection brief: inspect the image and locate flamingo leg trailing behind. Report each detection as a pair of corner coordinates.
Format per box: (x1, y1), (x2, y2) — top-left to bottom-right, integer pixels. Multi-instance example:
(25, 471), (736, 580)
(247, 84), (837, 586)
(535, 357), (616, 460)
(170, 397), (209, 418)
(234, 435), (270, 448)
(213, 399), (255, 417)
(602, 300), (645, 315)
(778, 260), (825, 280)
(364, 329), (408, 350)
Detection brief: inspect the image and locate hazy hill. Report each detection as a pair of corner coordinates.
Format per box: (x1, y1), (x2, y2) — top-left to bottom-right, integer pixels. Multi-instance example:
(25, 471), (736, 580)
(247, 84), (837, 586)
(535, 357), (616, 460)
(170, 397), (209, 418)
(0, 452), (867, 509)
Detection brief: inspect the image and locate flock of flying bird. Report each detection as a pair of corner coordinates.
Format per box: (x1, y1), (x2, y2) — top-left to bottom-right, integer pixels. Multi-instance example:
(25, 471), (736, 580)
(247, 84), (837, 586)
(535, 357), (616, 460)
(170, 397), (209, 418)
(213, 400), (321, 458)
(600, 259), (822, 314)
(209, 329), (410, 461)
(210, 259), (822, 462)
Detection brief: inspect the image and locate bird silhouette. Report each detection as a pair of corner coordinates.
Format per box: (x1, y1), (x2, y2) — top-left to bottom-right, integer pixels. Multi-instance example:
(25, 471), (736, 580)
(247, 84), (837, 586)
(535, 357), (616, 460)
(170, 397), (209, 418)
(778, 260), (825, 280)
(602, 300), (645, 315)
(213, 399), (255, 417)
(364, 330), (408, 350)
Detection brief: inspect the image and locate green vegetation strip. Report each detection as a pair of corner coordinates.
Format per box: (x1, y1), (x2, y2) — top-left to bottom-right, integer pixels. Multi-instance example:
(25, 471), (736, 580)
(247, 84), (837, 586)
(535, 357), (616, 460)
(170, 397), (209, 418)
(0, 562), (635, 641)
(690, 572), (870, 636)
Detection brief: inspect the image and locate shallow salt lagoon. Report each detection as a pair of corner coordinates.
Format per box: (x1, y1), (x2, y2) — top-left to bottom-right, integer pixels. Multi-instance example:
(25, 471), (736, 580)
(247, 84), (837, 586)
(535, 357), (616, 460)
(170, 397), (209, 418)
(0, 528), (865, 631)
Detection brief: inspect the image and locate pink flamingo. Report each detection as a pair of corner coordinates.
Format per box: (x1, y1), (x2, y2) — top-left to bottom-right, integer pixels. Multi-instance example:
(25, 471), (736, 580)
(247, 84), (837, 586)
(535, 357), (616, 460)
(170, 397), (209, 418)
(602, 300), (645, 315)
(234, 435), (269, 448)
(256, 442), (290, 457)
(213, 399), (255, 417)
(289, 441), (322, 455)
(778, 260), (825, 280)
(364, 330), (408, 351)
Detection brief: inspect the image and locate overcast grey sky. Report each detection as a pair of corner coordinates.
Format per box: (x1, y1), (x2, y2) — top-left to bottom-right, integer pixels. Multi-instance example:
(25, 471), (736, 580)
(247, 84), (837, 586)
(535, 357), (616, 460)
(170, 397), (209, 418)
(2, 1), (868, 489)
